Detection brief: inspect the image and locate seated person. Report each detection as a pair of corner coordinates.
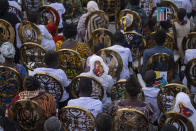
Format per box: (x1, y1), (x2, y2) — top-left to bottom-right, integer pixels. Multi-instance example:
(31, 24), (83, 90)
(9, 76), (56, 118)
(109, 75), (155, 122)
(67, 77), (103, 117)
(96, 113), (112, 131)
(44, 116), (62, 131)
(48, 0), (66, 32)
(16, 12), (55, 51)
(172, 92), (196, 130)
(142, 70), (160, 122)
(81, 54), (114, 111)
(107, 32), (132, 80)
(31, 51), (70, 107)
(0, 42), (27, 80)
(141, 29), (174, 74)
(0, 106), (19, 131)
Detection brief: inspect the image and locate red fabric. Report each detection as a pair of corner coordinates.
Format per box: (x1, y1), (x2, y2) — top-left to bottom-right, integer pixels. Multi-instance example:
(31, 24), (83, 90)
(46, 21), (57, 36)
(53, 35), (65, 43)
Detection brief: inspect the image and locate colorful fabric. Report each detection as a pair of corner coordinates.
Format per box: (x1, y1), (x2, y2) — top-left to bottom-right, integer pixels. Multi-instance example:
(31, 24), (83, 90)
(75, 42), (89, 59)
(46, 21), (57, 37)
(157, 8), (167, 21)
(120, 14), (134, 31)
(15, 64), (27, 81)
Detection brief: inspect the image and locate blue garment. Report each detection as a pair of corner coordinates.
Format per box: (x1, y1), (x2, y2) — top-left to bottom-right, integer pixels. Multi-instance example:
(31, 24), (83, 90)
(141, 45), (174, 74)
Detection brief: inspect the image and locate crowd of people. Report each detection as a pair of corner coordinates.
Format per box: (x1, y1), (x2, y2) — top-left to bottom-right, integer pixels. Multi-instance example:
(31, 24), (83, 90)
(0, 0), (196, 130)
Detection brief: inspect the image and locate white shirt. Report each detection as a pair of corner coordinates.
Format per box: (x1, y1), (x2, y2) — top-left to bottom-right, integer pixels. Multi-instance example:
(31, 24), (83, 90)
(16, 23), (55, 51)
(107, 45), (133, 80)
(142, 87), (160, 121)
(67, 97), (103, 117)
(183, 49), (196, 96)
(49, 3), (66, 29)
(8, 1), (22, 11)
(31, 67), (70, 102)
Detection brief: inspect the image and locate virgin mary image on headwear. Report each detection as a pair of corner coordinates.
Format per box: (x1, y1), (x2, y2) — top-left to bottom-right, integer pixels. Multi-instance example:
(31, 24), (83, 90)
(93, 60), (104, 77)
(178, 102), (193, 118)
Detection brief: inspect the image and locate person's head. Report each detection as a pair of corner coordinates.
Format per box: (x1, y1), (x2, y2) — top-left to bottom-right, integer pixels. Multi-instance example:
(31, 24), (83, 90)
(129, 0), (140, 6)
(94, 43), (104, 54)
(87, 1), (99, 13)
(160, 125), (178, 131)
(27, 11), (41, 24)
(113, 31), (126, 46)
(63, 23), (77, 39)
(120, 14), (134, 31)
(154, 29), (166, 46)
(0, 0), (9, 16)
(96, 113), (112, 131)
(44, 51), (60, 68)
(177, 8), (187, 21)
(160, 20), (172, 31)
(44, 116), (61, 131)
(23, 76), (41, 91)
(126, 75), (141, 97)
(144, 70), (156, 87)
(79, 77), (92, 97)
(0, 42), (16, 64)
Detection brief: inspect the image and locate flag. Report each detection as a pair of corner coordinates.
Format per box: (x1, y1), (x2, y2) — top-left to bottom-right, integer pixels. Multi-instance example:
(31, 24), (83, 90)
(157, 7), (167, 21)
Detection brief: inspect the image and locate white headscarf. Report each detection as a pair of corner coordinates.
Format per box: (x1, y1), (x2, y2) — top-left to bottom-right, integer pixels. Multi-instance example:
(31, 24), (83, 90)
(172, 92), (196, 130)
(87, 1), (99, 13)
(0, 42), (16, 64)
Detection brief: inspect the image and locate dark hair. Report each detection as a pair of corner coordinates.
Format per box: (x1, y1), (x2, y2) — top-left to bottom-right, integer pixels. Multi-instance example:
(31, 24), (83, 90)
(96, 113), (112, 131)
(160, 20), (171, 31)
(79, 77), (92, 96)
(160, 125), (178, 131)
(129, 0), (140, 6)
(0, 106), (19, 131)
(63, 23), (77, 39)
(24, 76), (41, 91)
(154, 29), (166, 45)
(27, 11), (41, 24)
(44, 51), (59, 67)
(113, 31), (126, 46)
(0, 0), (9, 16)
(144, 70), (156, 87)
(177, 8), (187, 21)
(126, 75), (141, 96)
(94, 43), (104, 54)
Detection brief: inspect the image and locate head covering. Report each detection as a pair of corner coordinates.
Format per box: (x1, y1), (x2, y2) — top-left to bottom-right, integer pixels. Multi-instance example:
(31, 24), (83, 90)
(120, 14), (134, 31)
(0, 42), (15, 64)
(172, 92), (196, 129)
(44, 116), (61, 131)
(46, 21), (57, 37)
(87, 1), (99, 13)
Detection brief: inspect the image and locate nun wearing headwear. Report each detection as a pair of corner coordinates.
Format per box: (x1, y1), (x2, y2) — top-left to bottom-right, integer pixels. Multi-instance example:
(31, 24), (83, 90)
(76, 1), (99, 42)
(172, 92), (196, 130)
(0, 42), (27, 80)
(81, 55), (114, 111)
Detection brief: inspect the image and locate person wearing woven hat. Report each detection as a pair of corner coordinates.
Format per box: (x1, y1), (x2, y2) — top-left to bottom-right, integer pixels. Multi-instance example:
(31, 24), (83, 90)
(0, 42), (27, 81)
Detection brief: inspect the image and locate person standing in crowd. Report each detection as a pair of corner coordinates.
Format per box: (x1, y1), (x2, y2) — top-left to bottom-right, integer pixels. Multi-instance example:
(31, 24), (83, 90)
(67, 77), (103, 117)
(173, 8), (191, 59)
